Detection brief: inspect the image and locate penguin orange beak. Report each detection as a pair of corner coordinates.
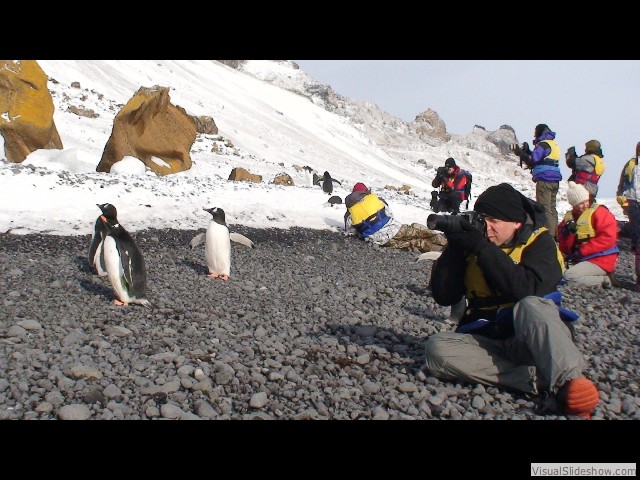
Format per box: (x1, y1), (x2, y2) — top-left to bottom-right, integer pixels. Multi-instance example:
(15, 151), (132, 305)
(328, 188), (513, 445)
(100, 215), (107, 223)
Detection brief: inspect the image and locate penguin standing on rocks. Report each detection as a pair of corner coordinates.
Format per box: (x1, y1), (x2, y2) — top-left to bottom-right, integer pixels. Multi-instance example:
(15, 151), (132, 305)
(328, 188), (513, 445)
(97, 204), (150, 307)
(203, 206), (231, 281)
(319, 171), (342, 195)
(88, 203), (116, 277)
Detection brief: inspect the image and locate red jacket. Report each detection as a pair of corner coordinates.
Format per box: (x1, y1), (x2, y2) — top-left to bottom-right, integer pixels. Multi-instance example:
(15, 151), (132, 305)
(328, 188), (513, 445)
(557, 204), (619, 273)
(434, 167), (469, 201)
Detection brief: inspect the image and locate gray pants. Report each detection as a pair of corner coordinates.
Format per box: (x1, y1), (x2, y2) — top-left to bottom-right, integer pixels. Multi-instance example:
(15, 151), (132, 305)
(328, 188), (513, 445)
(536, 181), (559, 237)
(564, 261), (608, 287)
(424, 296), (585, 394)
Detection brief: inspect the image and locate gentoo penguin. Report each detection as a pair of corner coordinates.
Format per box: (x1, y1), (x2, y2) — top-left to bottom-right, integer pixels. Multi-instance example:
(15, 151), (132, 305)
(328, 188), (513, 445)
(303, 166), (318, 187)
(88, 203), (116, 276)
(319, 171), (342, 195)
(97, 204), (150, 307)
(190, 232), (255, 249)
(203, 207), (231, 281)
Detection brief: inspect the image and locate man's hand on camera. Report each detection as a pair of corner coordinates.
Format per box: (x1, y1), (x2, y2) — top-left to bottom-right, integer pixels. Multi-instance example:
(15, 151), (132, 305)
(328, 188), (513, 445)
(510, 144), (522, 156)
(445, 222), (488, 254)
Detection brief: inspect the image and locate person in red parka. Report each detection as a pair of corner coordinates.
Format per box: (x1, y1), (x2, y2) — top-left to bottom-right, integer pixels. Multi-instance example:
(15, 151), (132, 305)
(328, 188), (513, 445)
(557, 181), (619, 288)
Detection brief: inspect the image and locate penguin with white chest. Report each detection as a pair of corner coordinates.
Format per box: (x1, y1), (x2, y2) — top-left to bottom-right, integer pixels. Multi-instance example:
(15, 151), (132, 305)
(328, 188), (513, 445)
(203, 207), (231, 281)
(97, 204), (150, 307)
(88, 203), (116, 277)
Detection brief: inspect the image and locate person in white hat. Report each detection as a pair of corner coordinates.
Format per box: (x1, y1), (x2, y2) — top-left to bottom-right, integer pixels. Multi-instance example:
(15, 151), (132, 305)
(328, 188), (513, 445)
(557, 181), (619, 287)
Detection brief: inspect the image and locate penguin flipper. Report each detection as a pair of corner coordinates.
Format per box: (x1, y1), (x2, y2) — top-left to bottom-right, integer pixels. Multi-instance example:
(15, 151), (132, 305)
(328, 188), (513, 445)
(333, 179), (342, 185)
(230, 232), (255, 248)
(88, 218), (105, 265)
(118, 245), (135, 289)
(190, 232), (206, 249)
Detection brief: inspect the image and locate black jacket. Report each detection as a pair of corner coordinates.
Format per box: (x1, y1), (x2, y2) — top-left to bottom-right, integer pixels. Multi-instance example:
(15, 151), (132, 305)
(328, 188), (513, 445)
(429, 197), (563, 314)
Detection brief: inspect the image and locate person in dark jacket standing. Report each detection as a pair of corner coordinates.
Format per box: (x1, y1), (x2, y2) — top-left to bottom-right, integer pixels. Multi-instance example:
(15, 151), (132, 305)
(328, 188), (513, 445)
(424, 183), (599, 419)
(511, 124), (562, 238)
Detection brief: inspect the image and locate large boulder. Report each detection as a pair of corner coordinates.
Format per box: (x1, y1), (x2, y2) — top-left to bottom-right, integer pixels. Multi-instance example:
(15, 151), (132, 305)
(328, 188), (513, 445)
(229, 167), (262, 183)
(0, 60), (63, 163)
(412, 108), (451, 146)
(97, 86), (196, 175)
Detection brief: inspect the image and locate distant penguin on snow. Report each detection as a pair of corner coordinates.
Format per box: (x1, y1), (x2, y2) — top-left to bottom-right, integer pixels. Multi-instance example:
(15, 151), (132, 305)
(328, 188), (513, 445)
(328, 196), (343, 207)
(96, 204), (150, 307)
(203, 206), (231, 281)
(319, 171), (342, 195)
(89, 202), (116, 277)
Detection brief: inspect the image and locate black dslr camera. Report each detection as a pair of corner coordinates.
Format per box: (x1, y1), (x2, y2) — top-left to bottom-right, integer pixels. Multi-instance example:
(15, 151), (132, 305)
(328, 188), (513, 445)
(436, 166), (448, 179)
(427, 211), (486, 234)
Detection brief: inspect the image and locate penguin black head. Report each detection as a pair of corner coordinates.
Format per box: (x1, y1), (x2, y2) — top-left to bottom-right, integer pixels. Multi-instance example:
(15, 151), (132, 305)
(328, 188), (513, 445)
(203, 207), (226, 226)
(97, 203), (120, 229)
(97, 203), (118, 220)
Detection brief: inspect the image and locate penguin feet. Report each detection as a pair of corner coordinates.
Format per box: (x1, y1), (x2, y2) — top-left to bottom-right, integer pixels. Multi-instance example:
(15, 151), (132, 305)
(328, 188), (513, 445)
(207, 273), (229, 281)
(113, 299), (127, 306)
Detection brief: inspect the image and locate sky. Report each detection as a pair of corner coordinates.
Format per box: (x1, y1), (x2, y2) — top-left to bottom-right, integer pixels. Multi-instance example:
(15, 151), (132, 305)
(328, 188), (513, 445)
(0, 60), (626, 237)
(294, 60), (640, 198)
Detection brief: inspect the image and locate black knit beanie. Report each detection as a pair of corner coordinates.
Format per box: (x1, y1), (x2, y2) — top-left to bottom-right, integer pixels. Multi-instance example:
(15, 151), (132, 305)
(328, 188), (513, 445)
(474, 183), (526, 222)
(445, 157), (457, 168)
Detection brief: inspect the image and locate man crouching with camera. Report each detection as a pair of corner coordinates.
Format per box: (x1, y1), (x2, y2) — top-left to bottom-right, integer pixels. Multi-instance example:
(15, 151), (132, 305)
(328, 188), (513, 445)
(423, 183), (599, 418)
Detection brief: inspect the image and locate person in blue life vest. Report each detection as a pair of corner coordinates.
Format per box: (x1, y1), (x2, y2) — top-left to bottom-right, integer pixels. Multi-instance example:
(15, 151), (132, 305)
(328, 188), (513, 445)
(511, 124), (562, 238)
(430, 157), (471, 214)
(565, 139), (605, 201)
(557, 181), (619, 288)
(423, 183), (599, 419)
(344, 182), (446, 253)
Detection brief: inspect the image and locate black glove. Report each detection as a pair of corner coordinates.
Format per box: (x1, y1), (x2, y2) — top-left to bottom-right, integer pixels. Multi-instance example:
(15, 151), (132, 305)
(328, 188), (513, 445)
(565, 146), (577, 166)
(445, 222), (489, 255)
(562, 220), (577, 236)
(510, 144), (522, 156)
(521, 142), (531, 155)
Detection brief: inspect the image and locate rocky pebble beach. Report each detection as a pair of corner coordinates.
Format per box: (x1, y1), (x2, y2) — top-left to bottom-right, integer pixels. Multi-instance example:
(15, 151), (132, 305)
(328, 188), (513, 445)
(0, 227), (638, 421)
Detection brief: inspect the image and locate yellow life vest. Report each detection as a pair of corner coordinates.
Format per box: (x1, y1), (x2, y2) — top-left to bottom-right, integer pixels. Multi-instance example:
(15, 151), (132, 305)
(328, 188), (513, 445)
(563, 204), (598, 240)
(348, 194), (386, 226)
(624, 158), (637, 184)
(540, 139), (561, 165)
(593, 154), (605, 176)
(463, 227), (565, 314)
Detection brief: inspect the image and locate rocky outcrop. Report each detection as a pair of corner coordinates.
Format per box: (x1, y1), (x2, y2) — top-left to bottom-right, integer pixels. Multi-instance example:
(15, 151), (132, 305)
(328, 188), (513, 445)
(486, 125), (518, 156)
(192, 115), (218, 135)
(0, 60), (63, 163)
(272, 173), (294, 186)
(229, 167), (262, 183)
(97, 86), (196, 175)
(412, 109), (451, 146)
